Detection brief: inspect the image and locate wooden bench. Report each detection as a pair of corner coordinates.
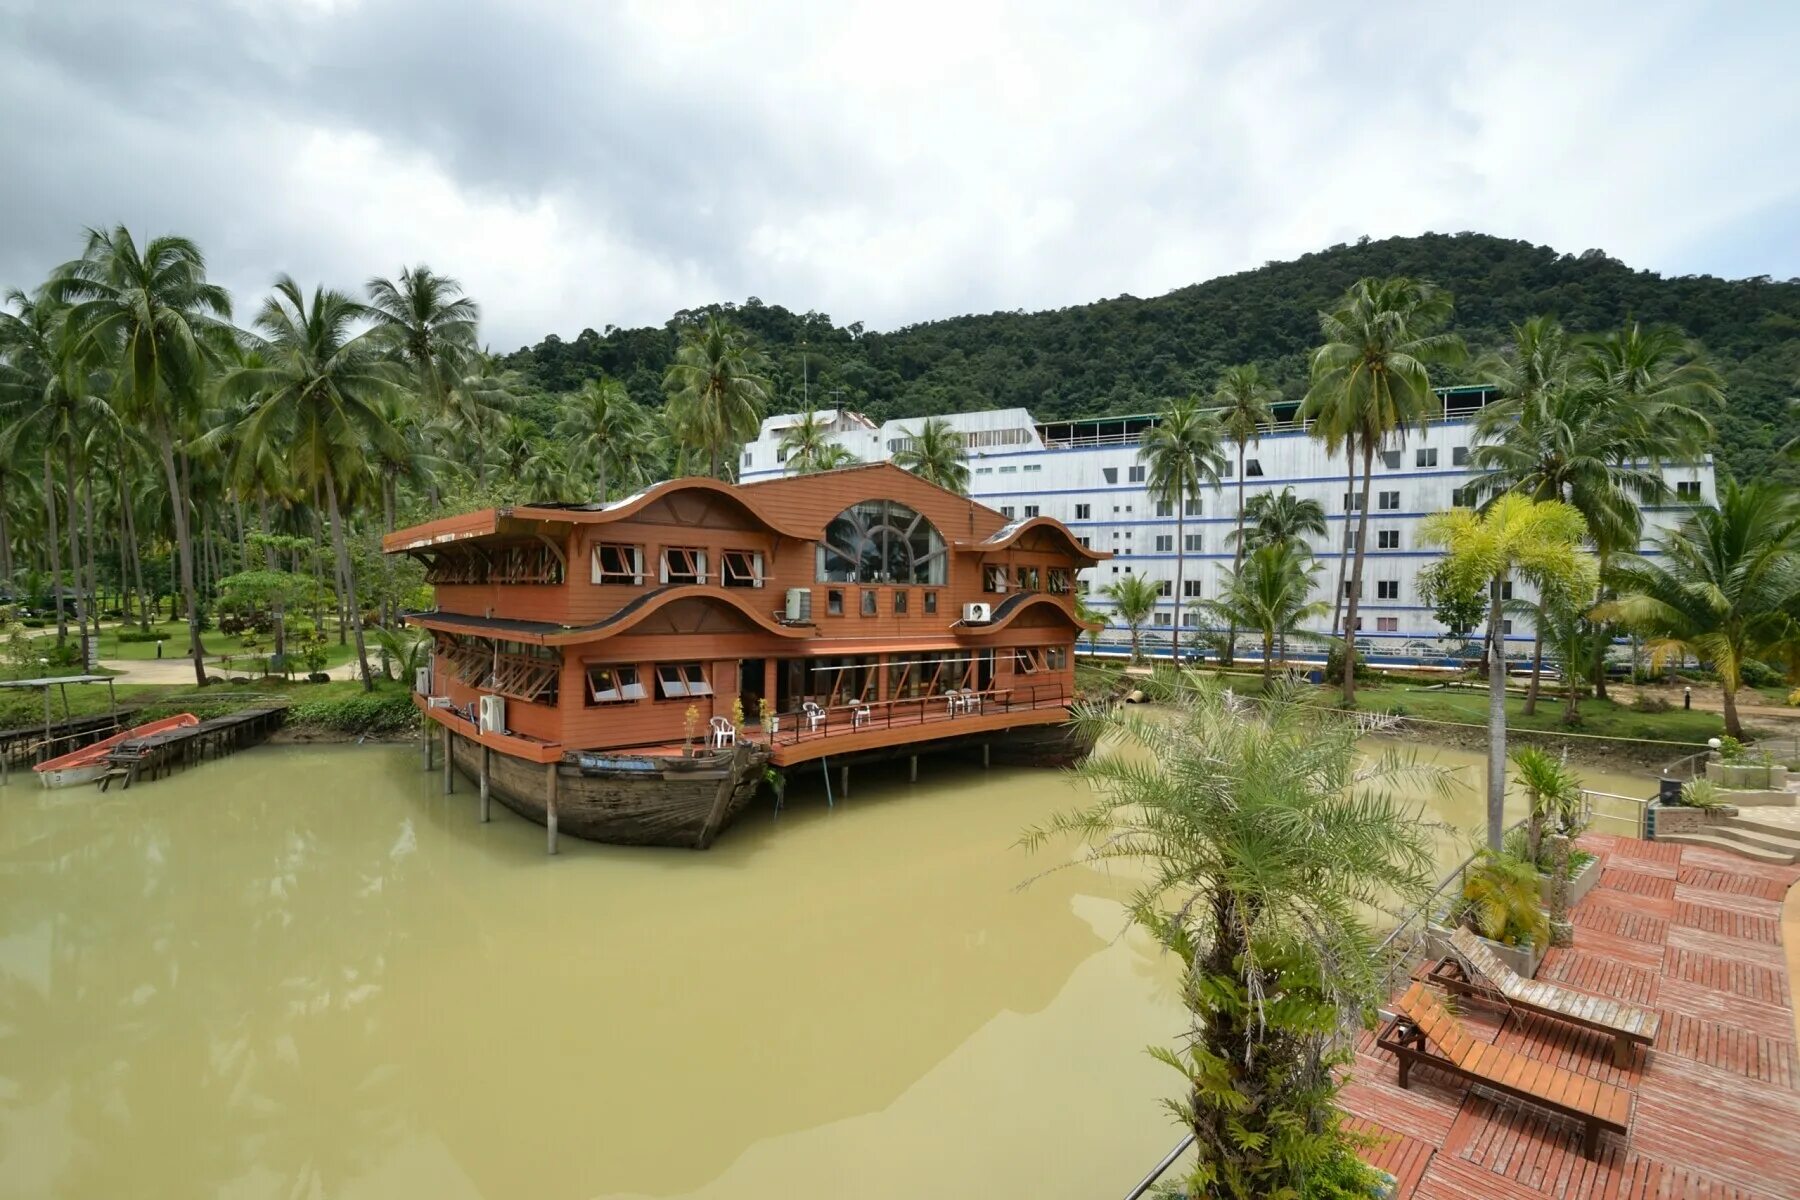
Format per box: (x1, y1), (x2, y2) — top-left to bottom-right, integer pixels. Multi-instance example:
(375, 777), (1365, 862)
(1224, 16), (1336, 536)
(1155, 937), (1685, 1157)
(1428, 926), (1660, 1067)
(1377, 981), (1631, 1158)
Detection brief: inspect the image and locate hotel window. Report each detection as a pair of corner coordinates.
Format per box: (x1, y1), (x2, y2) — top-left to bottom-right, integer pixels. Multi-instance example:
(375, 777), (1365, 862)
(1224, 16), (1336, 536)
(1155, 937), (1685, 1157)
(1244, 459), (1263, 477)
(1183, 580), (1202, 598)
(1074, 503), (1091, 520)
(1000, 506), (1015, 519)
(1344, 529), (1362, 550)
(1045, 647), (1067, 671)
(1102, 467), (1119, 484)
(827, 589), (844, 616)
(983, 564), (1008, 593)
(976, 466), (993, 475)
(1153, 612), (1171, 626)
(860, 589), (878, 616)
(1453, 446), (1470, 466)
(1129, 464), (1146, 483)
(1377, 529), (1400, 550)
(1676, 480), (1702, 501)
(1502, 620), (1514, 635)
(1077, 536), (1090, 548)
(1343, 493), (1363, 511)
(1377, 617), (1398, 633)
(1156, 500), (1174, 517)
(893, 589), (909, 614)
(1047, 568), (1071, 594)
(591, 543), (644, 585)
(586, 664), (646, 705)
(1154, 535), (1173, 552)
(720, 550), (764, 588)
(1417, 448), (1438, 468)
(1123, 505), (1133, 514)
(1452, 486), (1477, 508)
(1221, 461), (1233, 478)
(1023, 504), (1040, 518)
(743, 451), (753, 469)
(1023, 464), (1042, 472)
(924, 591), (938, 614)
(1377, 580), (1399, 599)
(1378, 491), (1400, 511)
(1184, 498), (1203, 517)
(1501, 581), (1514, 600)
(660, 546), (707, 585)
(776, 446), (788, 464)
(1016, 566), (1042, 591)
(1184, 534), (1203, 552)
(655, 663), (712, 699)
(1381, 450), (1402, 469)
(1156, 579), (1172, 597)
(1342, 581), (1359, 598)
(999, 465), (1018, 474)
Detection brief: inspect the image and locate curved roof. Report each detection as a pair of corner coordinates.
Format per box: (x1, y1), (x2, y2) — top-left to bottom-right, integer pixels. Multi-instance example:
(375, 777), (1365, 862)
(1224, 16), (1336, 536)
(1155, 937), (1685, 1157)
(954, 593), (1096, 636)
(407, 586), (811, 645)
(515, 477), (816, 541)
(958, 515), (1107, 563)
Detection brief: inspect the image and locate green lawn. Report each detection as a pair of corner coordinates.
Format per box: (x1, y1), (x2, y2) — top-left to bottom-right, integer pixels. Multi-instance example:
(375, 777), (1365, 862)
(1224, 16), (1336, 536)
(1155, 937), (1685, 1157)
(1333, 681), (1735, 746)
(59, 619), (359, 670)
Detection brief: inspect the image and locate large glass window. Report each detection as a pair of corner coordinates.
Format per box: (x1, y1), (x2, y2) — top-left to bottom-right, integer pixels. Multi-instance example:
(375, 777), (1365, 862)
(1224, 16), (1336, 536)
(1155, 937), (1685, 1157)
(815, 500), (947, 585)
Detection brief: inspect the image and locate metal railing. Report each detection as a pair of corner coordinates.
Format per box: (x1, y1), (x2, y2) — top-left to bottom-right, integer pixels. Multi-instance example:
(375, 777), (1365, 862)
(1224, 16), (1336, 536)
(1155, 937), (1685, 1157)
(767, 681), (1073, 747)
(1582, 788), (1650, 840)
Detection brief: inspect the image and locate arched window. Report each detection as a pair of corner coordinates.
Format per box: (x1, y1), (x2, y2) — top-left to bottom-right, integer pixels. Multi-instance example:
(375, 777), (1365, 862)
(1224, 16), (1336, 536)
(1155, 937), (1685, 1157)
(816, 500), (947, 585)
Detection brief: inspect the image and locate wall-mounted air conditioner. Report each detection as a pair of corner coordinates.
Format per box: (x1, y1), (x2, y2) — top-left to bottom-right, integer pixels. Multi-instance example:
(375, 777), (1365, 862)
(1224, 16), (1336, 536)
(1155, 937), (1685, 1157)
(414, 667), (433, 695)
(962, 602), (992, 623)
(427, 696), (453, 709)
(478, 694), (506, 735)
(785, 587), (812, 621)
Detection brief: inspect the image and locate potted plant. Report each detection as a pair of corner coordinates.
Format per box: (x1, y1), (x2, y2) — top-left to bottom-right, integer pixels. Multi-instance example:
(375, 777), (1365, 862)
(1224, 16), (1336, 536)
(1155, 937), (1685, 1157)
(1509, 749), (1599, 922)
(682, 703), (700, 757)
(1456, 849), (1550, 978)
(758, 696), (776, 738)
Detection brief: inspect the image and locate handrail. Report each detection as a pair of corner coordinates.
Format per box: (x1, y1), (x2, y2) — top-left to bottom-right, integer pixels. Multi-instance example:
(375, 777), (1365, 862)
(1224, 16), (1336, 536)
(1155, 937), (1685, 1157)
(769, 681), (1072, 746)
(1581, 788), (1650, 840)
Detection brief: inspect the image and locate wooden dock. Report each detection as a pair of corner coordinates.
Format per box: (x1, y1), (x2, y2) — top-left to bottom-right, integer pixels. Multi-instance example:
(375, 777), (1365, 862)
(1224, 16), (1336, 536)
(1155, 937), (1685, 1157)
(99, 707), (285, 789)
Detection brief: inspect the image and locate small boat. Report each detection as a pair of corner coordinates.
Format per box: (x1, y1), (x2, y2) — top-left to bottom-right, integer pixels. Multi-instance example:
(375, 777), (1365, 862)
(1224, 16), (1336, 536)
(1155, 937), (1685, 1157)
(34, 714), (200, 788)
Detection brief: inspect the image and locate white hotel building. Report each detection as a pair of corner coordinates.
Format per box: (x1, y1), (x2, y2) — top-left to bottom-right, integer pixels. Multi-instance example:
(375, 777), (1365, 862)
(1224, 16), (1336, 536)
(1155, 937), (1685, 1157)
(739, 389), (1716, 663)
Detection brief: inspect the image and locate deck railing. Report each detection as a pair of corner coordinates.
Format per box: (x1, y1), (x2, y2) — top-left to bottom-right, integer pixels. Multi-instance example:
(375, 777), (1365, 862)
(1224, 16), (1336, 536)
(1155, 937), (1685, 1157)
(766, 680), (1072, 747)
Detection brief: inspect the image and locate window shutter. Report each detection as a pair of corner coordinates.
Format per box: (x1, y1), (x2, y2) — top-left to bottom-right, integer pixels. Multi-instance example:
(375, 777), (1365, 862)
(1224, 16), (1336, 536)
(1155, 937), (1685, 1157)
(696, 550), (708, 583)
(752, 552), (764, 587)
(658, 551), (669, 585)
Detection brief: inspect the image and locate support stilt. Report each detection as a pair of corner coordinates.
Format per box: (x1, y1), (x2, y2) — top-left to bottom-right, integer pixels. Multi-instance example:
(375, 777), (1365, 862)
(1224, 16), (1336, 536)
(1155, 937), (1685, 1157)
(840, 765), (850, 800)
(909, 754), (918, 783)
(424, 721), (433, 771)
(442, 725), (454, 794)
(479, 746), (491, 823)
(821, 757), (834, 808)
(545, 762), (560, 855)
(982, 742), (990, 769)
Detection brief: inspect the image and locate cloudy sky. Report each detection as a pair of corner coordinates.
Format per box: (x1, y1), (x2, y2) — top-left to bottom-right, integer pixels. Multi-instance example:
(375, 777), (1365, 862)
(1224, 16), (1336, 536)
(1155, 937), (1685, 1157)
(3, 1), (1797, 351)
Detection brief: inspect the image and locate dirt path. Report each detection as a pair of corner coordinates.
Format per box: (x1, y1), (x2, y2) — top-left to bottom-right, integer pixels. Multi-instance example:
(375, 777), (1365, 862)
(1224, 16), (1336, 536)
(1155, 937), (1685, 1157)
(99, 657), (364, 686)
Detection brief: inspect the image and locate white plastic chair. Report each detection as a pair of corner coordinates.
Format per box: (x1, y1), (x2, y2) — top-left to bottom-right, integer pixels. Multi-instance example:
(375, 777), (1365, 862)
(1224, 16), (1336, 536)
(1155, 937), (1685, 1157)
(962, 689), (981, 715)
(708, 716), (736, 749)
(803, 701), (826, 732)
(851, 701), (872, 728)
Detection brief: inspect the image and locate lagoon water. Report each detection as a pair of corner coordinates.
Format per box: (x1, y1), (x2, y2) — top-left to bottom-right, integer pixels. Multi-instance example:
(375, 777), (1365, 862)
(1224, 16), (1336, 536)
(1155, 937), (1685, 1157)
(0, 739), (1649, 1198)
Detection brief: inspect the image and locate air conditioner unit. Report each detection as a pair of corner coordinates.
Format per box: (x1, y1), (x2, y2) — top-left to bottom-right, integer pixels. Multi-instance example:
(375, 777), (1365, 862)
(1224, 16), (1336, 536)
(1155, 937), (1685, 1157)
(427, 696), (453, 709)
(478, 694), (506, 735)
(962, 602), (992, 623)
(414, 667), (433, 695)
(785, 587), (812, 622)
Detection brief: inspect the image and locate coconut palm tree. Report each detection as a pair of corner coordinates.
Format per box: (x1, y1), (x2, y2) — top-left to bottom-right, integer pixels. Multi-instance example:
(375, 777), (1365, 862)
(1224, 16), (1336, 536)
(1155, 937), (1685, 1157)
(1421, 494), (1596, 849)
(553, 375), (651, 503)
(1213, 364), (1276, 561)
(1198, 542), (1328, 685)
(1022, 678), (1441, 1200)
(49, 227), (232, 687)
(890, 416), (970, 493)
(1235, 486), (1328, 554)
(227, 278), (406, 691)
(1139, 397), (1226, 645)
(519, 439), (586, 503)
(1597, 478), (1800, 738)
(1103, 573), (1160, 663)
(662, 315), (771, 479)
(801, 444), (860, 473)
(777, 408), (843, 475)
(1304, 277), (1463, 705)
(364, 265), (478, 414)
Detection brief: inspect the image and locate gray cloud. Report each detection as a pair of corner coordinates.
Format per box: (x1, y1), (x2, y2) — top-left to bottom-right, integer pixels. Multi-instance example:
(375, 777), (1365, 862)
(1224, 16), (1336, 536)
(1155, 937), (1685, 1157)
(2, 0), (1796, 350)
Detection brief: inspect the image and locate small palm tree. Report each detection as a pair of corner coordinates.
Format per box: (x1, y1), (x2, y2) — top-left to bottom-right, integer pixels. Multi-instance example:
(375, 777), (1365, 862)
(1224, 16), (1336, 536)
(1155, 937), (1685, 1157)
(801, 443), (860, 473)
(1022, 678), (1442, 1200)
(1213, 363), (1277, 568)
(777, 408), (835, 474)
(1597, 478), (1800, 738)
(1103, 574), (1160, 663)
(662, 315), (771, 479)
(1235, 486), (1328, 553)
(1073, 592), (1105, 654)
(1421, 494), (1596, 849)
(553, 375), (651, 502)
(364, 265), (479, 415)
(1510, 746), (1580, 867)
(1199, 542), (1328, 685)
(891, 416), (970, 493)
(1461, 849), (1549, 949)
(1139, 396), (1226, 644)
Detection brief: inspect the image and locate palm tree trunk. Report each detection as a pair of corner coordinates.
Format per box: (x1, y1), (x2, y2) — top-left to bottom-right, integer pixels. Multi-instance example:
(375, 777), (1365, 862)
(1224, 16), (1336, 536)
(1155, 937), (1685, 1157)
(1524, 610), (1544, 717)
(154, 421), (207, 687)
(1486, 573), (1507, 851)
(63, 440), (89, 651)
(1172, 507), (1185, 664)
(597, 448), (608, 507)
(123, 483), (149, 632)
(0, 470), (13, 589)
(1331, 434), (1353, 637)
(1262, 632), (1274, 687)
(82, 461), (99, 646)
(259, 497), (286, 661)
(43, 451), (67, 646)
(1591, 568), (1610, 702)
(1721, 677), (1743, 739)
(1229, 443), (1246, 663)
(323, 462), (374, 692)
(1342, 440), (1375, 706)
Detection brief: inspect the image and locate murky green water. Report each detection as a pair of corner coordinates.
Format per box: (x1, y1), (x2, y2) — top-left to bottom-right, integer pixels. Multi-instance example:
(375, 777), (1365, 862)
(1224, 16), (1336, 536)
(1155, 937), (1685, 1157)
(0, 738), (1650, 1198)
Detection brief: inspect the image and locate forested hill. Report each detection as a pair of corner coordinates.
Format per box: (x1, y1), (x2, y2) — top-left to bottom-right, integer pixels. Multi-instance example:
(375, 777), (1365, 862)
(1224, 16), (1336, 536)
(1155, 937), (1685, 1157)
(505, 232), (1800, 482)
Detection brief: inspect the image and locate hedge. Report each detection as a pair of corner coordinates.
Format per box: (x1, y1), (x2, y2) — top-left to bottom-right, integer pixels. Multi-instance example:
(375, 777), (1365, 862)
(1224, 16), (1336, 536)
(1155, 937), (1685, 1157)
(115, 628), (173, 643)
(286, 692), (418, 734)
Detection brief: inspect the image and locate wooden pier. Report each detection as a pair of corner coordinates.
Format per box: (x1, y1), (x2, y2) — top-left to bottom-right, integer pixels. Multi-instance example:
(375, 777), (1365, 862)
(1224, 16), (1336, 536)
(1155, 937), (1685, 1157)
(99, 707), (285, 790)
(0, 707), (143, 771)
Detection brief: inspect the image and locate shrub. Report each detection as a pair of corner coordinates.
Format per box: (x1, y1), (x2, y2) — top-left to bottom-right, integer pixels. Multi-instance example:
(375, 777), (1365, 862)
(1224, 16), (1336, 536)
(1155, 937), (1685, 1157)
(1789, 687), (1800, 708)
(115, 628), (172, 644)
(1739, 659), (1782, 688)
(1716, 735), (1746, 763)
(286, 692), (417, 734)
(1629, 692), (1671, 713)
(1458, 850), (1548, 948)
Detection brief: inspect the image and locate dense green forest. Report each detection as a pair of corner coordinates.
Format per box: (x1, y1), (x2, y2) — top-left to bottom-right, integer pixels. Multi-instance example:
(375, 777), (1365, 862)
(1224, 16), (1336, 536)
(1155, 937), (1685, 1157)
(506, 232), (1800, 483)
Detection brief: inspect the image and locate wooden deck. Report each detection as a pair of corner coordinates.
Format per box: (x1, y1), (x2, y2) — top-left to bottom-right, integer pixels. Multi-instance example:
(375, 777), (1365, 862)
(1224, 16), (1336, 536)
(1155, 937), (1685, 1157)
(1345, 832), (1800, 1200)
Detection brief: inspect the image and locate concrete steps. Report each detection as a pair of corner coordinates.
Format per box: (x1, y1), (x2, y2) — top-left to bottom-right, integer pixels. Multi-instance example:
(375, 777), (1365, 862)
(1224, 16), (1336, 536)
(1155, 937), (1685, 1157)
(1657, 814), (1800, 864)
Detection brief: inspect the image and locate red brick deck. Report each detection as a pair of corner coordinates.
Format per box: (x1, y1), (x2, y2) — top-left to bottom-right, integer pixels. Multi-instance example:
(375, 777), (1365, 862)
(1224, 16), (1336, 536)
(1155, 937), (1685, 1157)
(1344, 832), (1800, 1200)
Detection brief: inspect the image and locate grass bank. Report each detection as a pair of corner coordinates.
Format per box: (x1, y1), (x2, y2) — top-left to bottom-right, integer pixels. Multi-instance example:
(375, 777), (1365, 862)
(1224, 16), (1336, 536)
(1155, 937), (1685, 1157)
(0, 675), (419, 740)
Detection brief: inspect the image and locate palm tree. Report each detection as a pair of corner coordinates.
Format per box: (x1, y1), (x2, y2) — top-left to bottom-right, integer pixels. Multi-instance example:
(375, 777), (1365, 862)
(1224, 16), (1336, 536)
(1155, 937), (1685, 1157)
(1022, 679), (1440, 1200)
(1103, 573), (1160, 663)
(1304, 277), (1463, 705)
(1074, 592), (1105, 654)
(1235, 486), (1328, 554)
(662, 315), (771, 479)
(227, 278), (406, 692)
(553, 376), (651, 503)
(1421, 494), (1596, 849)
(1510, 746), (1579, 869)
(519, 439), (586, 503)
(890, 416), (970, 493)
(1213, 364), (1277, 564)
(1198, 542), (1328, 685)
(1597, 479), (1800, 738)
(364, 266), (478, 414)
(1139, 397), (1226, 647)
(777, 408), (844, 474)
(802, 444), (860, 473)
(50, 227), (232, 687)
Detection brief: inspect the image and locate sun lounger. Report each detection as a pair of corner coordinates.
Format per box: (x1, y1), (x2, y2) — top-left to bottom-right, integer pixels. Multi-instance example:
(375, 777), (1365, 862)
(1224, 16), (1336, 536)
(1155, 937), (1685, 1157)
(1377, 981), (1630, 1158)
(1428, 926), (1660, 1067)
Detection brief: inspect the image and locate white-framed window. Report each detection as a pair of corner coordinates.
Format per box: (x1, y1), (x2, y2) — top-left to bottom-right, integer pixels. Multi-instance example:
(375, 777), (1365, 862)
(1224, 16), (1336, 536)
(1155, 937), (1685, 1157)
(1676, 480), (1702, 501)
(591, 543), (644, 585)
(1182, 579), (1202, 598)
(1074, 503), (1091, 520)
(999, 465), (1018, 474)
(660, 546), (707, 585)
(1000, 505), (1015, 519)
(1024, 463), (1042, 472)
(1153, 612), (1171, 626)
(1244, 459), (1263, 477)
(1154, 535), (1173, 552)
(1344, 493), (1363, 511)
(1129, 464), (1146, 483)
(1377, 580), (1399, 599)
(1378, 491), (1400, 511)
(975, 466), (993, 475)
(1377, 529), (1400, 550)
(1417, 448), (1438, 468)
(587, 664), (647, 704)
(1377, 616), (1398, 632)
(1184, 534), (1203, 552)
(1156, 500), (1174, 517)
(1184, 498), (1202, 517)
(1023, 504), (1040, 518)
(655, 662), (712, 699)
(1156, 579), (1172, 597)
(720, 550), (764, 588)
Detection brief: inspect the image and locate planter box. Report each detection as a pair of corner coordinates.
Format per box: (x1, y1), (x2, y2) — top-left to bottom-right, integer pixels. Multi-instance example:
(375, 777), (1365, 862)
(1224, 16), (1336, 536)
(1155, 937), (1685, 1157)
(1539, 854), (1600, 911)
(1705, 761), (1789, 790)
